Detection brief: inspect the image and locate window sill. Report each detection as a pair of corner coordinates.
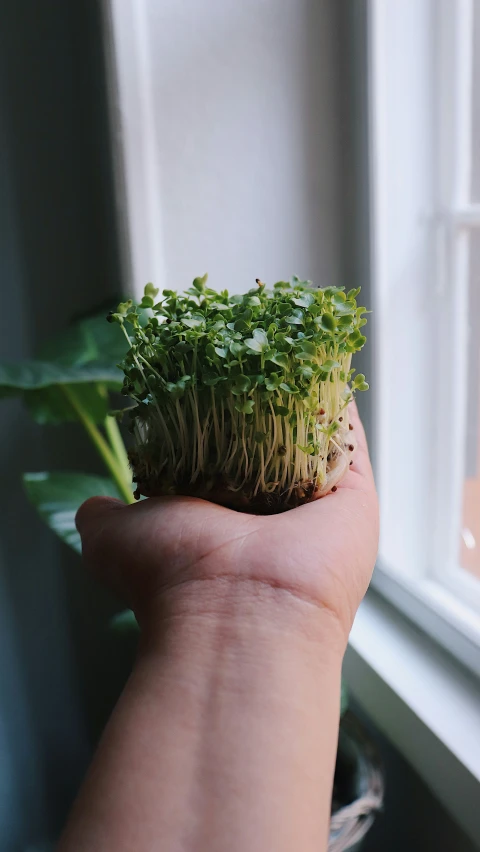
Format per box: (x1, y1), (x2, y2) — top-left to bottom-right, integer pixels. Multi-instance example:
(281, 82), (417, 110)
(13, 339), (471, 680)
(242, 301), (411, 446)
(344, 588), (480, 847)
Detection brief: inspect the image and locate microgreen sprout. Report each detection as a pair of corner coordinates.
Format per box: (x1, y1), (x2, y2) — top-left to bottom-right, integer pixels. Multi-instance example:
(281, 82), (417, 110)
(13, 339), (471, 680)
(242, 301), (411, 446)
(111, 275), (369, 512)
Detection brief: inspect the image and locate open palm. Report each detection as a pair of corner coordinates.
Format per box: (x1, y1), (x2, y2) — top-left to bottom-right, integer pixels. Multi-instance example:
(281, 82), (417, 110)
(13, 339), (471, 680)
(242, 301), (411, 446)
(77, 402), (378, 641)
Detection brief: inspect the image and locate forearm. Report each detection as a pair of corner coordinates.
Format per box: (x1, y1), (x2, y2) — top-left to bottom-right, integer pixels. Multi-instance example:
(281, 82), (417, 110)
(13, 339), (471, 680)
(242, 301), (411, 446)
(59, 578), (345, 852)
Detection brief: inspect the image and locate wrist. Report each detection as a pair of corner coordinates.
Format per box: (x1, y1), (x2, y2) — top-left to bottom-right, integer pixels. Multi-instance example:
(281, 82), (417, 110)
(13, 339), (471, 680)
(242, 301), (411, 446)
(112, 575), (343, 852)
(137, 575), (347, 666)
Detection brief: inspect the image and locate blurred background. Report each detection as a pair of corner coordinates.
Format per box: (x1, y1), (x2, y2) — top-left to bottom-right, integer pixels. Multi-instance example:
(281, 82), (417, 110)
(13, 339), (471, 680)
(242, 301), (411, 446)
(0, 1), (479, 849)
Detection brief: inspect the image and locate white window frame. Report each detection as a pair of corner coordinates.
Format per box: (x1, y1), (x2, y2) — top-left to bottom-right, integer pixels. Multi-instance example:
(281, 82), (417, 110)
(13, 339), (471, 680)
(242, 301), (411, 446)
(432, 0), (480, 613)
(369, 0), (480, 678)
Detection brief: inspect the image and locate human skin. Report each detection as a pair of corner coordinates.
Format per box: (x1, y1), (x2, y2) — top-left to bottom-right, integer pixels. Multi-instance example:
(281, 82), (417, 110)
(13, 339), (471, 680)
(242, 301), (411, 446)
(59, 401), (378, 852)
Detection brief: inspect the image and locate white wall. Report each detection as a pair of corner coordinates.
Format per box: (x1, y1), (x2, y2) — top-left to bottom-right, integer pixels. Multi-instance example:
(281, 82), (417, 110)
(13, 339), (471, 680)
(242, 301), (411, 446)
(109, 0), (345, 295)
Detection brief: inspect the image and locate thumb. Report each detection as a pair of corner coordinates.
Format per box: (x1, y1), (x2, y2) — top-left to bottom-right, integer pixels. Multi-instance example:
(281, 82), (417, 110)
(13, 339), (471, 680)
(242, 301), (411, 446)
(76, 495), (125, 540)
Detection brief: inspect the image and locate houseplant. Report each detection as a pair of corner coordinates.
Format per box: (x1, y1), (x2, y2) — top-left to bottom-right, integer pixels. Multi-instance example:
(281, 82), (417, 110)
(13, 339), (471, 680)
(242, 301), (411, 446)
(0, 276), (382, 850)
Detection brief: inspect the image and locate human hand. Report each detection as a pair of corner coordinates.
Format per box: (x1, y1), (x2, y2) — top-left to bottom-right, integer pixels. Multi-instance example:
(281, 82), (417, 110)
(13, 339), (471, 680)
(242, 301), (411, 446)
(77, 401), (378, 645)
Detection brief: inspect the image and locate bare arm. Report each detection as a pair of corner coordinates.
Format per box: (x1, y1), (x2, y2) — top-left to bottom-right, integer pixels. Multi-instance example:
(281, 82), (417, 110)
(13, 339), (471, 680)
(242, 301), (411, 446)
(60, 582), (344, 852)
(59, 403), (378, 851)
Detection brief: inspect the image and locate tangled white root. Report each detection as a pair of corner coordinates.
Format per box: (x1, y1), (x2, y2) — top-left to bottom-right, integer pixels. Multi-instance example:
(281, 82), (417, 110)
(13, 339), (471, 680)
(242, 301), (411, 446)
(316, 424), (357, 498)
(132, 417), (357, 512)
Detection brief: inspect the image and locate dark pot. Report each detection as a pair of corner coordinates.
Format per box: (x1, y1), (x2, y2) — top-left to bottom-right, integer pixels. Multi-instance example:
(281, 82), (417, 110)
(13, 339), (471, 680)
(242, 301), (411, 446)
(329, 712), (384, 851)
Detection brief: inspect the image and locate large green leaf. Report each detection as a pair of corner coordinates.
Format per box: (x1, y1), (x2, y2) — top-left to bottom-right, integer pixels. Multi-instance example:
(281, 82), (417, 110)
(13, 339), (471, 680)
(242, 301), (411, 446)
(109, 609), (139, 633)
(0, 360), (122, 392)
(38, 312), (130, 368)
(23, 471), (122, 553)
(25, 383), (113, 425)
(0, 361), (123, 424)
(0, 304), (134, 424)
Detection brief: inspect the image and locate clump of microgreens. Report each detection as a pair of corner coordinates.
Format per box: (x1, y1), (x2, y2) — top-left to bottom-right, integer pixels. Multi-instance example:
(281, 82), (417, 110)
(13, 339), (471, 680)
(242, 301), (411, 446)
(109, 276), (369, 511)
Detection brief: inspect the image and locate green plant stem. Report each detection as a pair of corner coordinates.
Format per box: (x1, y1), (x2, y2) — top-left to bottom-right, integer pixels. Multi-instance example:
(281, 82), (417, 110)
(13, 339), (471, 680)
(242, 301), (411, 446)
(97, 382), (133, 482)
(104, 414), (131, 482)
(62, 386), (134, 504)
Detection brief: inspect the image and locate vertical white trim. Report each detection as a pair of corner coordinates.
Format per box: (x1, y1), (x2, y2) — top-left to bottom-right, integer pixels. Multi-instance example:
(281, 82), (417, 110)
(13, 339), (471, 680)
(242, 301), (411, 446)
(108, 0), (167, 297)
(433, 0), (476, 605)
(452, 0), (474, 207)
(369, 0), (438, 580)
(369, 0), (480, 622)
(367, 0), (389, 531)
(446, 230), (472, 575)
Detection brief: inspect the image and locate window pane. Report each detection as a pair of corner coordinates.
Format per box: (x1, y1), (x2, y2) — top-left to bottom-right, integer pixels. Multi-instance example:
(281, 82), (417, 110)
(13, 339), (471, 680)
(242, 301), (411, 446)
(471, 1), (480, 200)
(460, 234), (480, 578)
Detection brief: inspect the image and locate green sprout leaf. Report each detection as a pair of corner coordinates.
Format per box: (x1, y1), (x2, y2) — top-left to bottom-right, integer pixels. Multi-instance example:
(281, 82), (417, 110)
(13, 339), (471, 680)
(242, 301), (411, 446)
(284, 309), (304, 325)
(245, 328), (269, 352)
(268, 351), (289, 369)
(293, 293), (315, 308)
(265, 372), (282, 391)
(319, 312), (337, 332)
(192, 273), (208, 292)
(144, 282), (160, 299)
(274, 333), (293, 353)
(295, 340), (316, 360)
(279, 381), (298, 394)
(182, 314), (205, 329)
(353, 373), (369, 391)
(235, 399), (255, 414)
(297, 444), (315, 455)
(229, 341), (245, 357)
(321, 359), (340, 372)
(231, 374), (252, 395)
